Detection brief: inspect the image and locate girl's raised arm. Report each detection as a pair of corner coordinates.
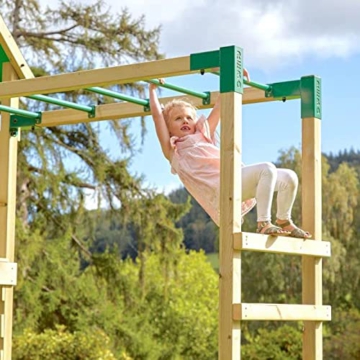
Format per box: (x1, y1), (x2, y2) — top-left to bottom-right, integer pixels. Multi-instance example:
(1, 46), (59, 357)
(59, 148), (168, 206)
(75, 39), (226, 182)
(206, 68), (251, 137)
(206, 95), (221, 138)
(149, 82), (172, 160)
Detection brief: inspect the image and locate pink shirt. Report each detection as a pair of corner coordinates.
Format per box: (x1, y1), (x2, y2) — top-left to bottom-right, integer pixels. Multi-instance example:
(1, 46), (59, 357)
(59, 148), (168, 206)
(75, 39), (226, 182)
(170, 115), (256, 226)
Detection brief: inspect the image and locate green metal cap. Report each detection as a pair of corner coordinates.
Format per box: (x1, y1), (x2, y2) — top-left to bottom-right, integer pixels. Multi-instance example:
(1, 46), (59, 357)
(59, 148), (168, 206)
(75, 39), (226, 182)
(300, 75), (321, 119)
(219, 46), (244, 94)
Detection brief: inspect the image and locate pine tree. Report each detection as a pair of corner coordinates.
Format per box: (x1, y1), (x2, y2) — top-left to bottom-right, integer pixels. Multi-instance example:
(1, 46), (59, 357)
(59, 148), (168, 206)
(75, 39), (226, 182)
(1, 0), (163, 253)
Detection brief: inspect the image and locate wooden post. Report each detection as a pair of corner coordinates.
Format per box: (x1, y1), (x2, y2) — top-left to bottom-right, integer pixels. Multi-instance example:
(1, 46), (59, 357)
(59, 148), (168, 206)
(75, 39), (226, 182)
(0, 62), (19, 360)
(219, 46), (243, 360)
(301, 76), (323, 360)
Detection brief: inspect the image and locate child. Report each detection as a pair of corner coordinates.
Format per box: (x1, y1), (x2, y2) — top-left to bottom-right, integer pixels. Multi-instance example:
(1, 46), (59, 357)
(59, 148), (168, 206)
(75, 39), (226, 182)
(149, 75), (311, 238)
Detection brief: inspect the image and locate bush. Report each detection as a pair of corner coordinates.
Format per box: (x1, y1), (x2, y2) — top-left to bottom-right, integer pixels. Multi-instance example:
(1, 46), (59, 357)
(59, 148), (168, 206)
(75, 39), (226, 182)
(242, 325), (302, 360)
(12, 325), (128, 360)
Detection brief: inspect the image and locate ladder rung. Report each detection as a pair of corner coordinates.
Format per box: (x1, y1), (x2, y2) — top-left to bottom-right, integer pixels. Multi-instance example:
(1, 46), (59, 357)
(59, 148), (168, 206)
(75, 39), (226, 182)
(233, 232), (331, 257)
(233, 303), (331, 321)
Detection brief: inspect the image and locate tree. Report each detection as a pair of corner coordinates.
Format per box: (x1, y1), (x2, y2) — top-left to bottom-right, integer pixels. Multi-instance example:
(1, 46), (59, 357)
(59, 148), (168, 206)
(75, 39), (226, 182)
(169, 187), (219, 252)
(1, 0), (163, 251)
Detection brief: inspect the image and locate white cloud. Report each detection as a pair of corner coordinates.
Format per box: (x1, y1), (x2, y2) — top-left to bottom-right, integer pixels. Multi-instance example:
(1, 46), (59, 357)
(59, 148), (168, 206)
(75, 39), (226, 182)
(158, 0), (360, 69)
(42, 0), (360, 70)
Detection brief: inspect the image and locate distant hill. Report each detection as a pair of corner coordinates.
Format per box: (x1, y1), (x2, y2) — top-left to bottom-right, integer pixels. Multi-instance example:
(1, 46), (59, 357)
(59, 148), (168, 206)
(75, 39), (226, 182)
(325, 148), (360, 174)
(89, 148), (360, 257)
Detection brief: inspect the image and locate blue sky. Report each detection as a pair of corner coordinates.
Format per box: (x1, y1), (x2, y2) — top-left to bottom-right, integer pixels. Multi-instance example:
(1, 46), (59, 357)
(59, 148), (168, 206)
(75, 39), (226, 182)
(40, 0), (360, 196)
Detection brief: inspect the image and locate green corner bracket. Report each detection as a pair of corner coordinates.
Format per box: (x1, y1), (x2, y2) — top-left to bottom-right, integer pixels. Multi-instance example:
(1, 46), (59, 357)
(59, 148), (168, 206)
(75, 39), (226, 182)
(265, 80), (301, 101)
(0, 45), (10, 83)
(190, 45), (244, 94)
(190, 50), (220, 71)
(9, 113), (42, 137)
(300, 75), (321, 119)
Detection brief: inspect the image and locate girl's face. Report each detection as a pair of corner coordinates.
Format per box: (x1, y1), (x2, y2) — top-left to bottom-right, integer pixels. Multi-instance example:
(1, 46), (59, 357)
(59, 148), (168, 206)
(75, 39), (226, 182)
(167, 105), (197, 137)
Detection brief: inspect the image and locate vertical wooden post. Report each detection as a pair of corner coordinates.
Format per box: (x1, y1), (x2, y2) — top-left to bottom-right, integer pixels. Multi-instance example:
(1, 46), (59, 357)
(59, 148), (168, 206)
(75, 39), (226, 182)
(0, 62), (19, 360)
(219, 46), (243, 360)
(301, 76), (323, 360)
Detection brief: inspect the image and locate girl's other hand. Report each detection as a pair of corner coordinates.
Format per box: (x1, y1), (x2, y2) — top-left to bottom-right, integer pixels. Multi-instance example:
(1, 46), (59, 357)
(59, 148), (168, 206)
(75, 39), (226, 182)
(149, 78), (165, 91)
(243, 68), (250, 82)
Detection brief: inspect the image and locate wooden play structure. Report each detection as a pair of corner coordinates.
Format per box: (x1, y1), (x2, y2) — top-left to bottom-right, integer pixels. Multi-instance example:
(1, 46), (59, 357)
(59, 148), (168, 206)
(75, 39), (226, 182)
(0, 15), (331, 360)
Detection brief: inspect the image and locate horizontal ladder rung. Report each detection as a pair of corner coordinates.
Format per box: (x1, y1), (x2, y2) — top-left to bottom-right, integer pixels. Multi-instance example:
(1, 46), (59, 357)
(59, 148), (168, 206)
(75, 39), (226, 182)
(233, 303), (331, 321)
(233, 232), (331, 257)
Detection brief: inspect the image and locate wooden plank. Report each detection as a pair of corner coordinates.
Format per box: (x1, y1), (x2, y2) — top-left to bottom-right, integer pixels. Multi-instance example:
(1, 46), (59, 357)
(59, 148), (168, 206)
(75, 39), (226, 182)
(0, 15), (34, 79)
(0, 63), (19, 360)
(0, 58), (280, 103)
(0, 56), (192, 99)
(219, 92), (242, 360)
(233, 232), (331, 257)
(242, 87), (274, 104)
(233, 303), (331, 321)
(37, 87), (275, 128)
(0, 263), (16, 287)
(0, 314), (3, 339)
(302, 117), (323, 360)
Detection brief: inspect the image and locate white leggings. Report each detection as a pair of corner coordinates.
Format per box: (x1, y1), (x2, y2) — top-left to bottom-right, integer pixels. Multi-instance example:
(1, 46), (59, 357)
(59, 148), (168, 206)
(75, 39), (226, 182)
(242, 162), (298, 222)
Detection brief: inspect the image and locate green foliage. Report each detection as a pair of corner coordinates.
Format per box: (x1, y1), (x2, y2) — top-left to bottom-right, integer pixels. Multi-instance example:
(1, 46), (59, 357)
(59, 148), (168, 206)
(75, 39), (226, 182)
(242, 325), (302, 360)
(91, 251), (219, 360)
(169, 187), (219, 252)
(324, 308), (360, 359)
(13, 326), (120, 360)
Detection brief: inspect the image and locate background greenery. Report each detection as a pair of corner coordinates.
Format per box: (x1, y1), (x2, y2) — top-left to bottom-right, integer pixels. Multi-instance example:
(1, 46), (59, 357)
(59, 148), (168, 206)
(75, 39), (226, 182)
(1, 0), (360, 358)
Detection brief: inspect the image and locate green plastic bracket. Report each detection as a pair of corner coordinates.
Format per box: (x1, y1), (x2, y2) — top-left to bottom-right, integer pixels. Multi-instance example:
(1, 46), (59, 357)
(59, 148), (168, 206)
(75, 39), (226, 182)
(0, 45), (10, 82)
(202, 91), (211, 105)
(219, 45), (243, 94)
(143, 100), (150, 112)
(9, 113), (42, 137)
(88, 105), (96, 118)
(190, 50), (220, 71)
(300, 76), (321, 119)
(265, 80), (301, 100)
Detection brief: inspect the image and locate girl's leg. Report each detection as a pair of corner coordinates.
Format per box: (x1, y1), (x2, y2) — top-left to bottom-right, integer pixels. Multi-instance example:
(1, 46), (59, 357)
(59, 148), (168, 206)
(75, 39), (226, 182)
(274, 168), (298, 220)
(242, 162), (290, 235)
(274, 168), (312, 238)
(242, 162), (277, 222)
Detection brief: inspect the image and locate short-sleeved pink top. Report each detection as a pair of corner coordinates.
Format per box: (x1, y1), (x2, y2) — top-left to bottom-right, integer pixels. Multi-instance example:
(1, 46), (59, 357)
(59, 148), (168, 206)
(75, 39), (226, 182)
(170, 115), (256, 226)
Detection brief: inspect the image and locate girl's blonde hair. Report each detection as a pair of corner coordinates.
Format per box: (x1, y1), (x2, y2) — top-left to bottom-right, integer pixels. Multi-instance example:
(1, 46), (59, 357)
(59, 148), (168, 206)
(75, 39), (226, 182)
(162, 99), (197, 125)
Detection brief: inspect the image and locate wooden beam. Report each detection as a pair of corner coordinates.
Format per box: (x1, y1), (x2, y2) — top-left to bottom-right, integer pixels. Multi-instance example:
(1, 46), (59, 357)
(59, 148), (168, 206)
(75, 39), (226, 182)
(0, 15), (34, 79)
(302, 117), (323, 360)
(0, 262), (16, 287)
(36, 88), (276, 128)
(233, 232), (331, 257)
(0, 63), (19, 360)
(0, 56), (192, 99)
(219, 91), (242, 360)
(233, 303), (331, 321)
